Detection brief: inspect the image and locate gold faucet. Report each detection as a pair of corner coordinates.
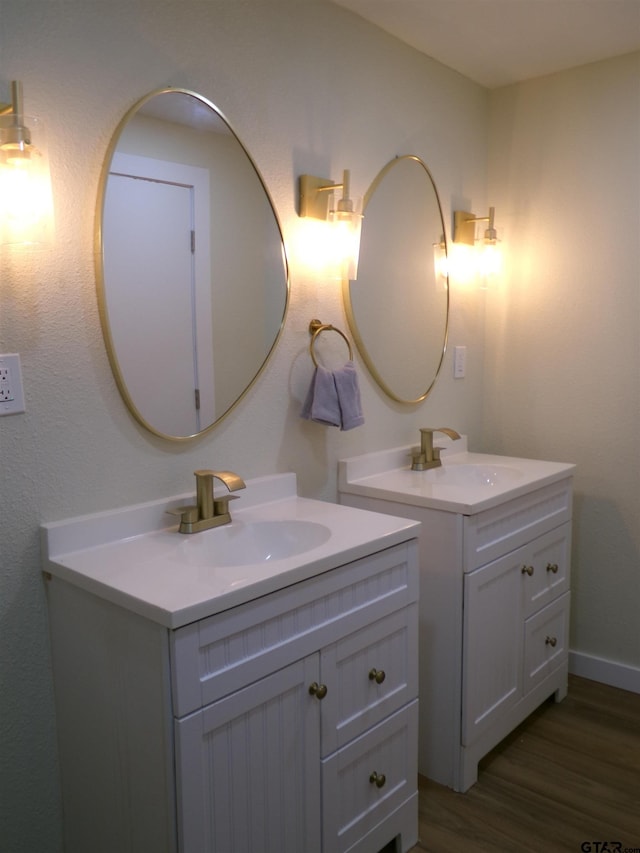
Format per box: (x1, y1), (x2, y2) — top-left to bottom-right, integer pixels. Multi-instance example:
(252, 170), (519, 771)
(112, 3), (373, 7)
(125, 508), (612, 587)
(410, 427), (461, 471)
(168, 469), (246, 534)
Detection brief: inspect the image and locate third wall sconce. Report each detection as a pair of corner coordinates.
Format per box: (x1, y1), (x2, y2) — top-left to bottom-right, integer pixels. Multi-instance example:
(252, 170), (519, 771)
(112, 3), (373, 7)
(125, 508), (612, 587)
(453, 206), (502, 287)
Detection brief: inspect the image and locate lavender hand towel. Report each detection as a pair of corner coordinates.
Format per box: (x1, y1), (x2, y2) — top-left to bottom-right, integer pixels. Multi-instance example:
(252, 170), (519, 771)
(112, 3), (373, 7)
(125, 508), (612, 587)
(334, 361), (365, 430)
(300, 365), (341, 427)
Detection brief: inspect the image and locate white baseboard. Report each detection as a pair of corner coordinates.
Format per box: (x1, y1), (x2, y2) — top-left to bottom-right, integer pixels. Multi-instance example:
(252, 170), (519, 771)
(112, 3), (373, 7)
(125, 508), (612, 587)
(569, 650), (640, 695)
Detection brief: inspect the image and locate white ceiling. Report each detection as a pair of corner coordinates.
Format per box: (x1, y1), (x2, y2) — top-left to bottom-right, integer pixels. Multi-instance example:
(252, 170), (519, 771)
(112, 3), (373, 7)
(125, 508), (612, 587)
(330, 0), (640, 88)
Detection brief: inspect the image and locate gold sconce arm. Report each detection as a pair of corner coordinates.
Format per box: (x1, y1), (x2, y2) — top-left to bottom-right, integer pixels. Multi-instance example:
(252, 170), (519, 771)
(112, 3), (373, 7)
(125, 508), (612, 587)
(453, 207), (497, 245)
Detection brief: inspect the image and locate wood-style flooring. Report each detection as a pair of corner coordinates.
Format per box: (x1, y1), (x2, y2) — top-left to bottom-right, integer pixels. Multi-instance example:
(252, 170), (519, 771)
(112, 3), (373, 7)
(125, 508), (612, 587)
(410, 675), (640, 853)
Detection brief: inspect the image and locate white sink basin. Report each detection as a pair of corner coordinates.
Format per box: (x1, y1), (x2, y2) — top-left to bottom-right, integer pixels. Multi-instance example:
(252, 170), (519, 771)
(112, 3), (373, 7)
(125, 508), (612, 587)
(175, 519), (332, 567)
(339, 439), (575, 515)
(41, 473), (420, 628)
(413, 462), (524, 488)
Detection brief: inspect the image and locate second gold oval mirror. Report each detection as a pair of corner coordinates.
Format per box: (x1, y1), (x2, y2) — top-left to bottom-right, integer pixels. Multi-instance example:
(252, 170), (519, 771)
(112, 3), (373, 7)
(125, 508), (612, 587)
(96, 88), (289, 440)
(343, 155), (449, 403)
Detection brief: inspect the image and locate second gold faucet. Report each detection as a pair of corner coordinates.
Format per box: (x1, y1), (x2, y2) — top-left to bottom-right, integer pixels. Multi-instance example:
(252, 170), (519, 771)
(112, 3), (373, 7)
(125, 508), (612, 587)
(410, 428), (461, 471)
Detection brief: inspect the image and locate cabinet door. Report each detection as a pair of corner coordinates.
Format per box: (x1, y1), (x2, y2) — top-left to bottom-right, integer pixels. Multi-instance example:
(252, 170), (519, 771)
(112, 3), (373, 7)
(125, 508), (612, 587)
(462, 550), (524, 745)
(175, 656), (321, 853)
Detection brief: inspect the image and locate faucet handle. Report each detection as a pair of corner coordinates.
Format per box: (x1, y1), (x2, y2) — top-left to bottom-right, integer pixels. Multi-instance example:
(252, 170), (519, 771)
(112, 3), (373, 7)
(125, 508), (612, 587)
(167, 504), (198, 520)
(166, 504), (199, 529)
(213, 494), (240, 511)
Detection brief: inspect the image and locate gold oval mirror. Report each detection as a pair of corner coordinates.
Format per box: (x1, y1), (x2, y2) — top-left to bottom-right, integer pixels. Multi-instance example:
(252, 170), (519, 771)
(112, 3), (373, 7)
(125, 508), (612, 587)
(95, 88), (289, 440)
(343, 155), (449, 403)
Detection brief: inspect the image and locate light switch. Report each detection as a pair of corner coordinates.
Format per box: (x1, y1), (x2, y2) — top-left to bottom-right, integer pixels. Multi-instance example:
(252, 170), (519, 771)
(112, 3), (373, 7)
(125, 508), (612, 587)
(453, 346), (467, 379)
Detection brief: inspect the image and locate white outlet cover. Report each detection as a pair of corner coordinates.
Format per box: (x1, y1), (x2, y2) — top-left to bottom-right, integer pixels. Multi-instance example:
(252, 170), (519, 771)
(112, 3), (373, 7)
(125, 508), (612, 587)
(0, 353), (26, 415)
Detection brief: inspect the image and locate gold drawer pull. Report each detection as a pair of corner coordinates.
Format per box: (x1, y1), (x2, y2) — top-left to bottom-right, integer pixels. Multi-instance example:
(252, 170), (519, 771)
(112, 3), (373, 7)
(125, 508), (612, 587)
(369, 771), (386, 789)
(308, 682), (328, 700)
(521, 565), (534, 576)
(545, 636), (557, 647)
(547, 563), (559, 574)
(369, 668), (386, 685)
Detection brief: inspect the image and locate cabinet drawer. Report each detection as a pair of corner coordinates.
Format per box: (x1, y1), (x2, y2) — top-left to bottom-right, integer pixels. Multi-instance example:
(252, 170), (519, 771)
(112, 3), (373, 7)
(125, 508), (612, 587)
(320, 605), (418, 756)
(522, 523), (570, 617)
(321, 701), (418, 853)
(171, 542), (418, 717)
(524, 593), (570, 693)
(464, 478), (572, 571)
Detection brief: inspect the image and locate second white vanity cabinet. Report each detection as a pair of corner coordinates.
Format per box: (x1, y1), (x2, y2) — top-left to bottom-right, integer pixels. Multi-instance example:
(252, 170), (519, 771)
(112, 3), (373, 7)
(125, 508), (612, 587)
(339, 444), (575, 792)
(42, 479), (420, 853)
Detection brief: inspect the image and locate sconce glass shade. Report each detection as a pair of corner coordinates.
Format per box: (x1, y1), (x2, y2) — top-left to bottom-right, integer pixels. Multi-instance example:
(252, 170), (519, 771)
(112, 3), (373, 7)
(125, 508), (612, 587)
(477, 237), (502, 288)
(0, 113), (54, 247)
(432, 235), (448, 286)
(329, 203), (363, 281)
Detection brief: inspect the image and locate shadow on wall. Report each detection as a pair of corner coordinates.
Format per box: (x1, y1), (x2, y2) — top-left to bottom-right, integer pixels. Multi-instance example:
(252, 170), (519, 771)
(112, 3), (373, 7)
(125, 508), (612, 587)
(570, 492), (640, 666)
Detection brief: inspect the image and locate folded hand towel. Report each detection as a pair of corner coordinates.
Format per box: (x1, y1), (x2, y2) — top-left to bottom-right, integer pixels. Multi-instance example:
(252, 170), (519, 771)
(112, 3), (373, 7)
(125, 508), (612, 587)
(334, 361), (365, 431)
(300, 365), (341, 427)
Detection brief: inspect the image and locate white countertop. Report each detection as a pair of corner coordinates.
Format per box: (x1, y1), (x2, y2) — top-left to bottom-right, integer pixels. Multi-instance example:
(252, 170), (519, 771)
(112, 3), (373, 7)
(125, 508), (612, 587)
(339, 439), (575, 515)
(41, 473), (420, 629)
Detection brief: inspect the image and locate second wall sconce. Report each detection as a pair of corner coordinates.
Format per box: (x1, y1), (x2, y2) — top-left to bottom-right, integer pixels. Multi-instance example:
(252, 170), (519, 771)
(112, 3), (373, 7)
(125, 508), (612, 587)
(453, 206), (502, 287)
(299, 169), (363, 280)
(0, 80), (54, 248)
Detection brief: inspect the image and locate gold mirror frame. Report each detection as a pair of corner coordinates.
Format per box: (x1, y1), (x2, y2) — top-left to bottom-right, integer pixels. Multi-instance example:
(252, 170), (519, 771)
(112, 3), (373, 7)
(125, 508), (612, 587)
(95, 87), (289, 441)
(343, 155), (449, 404)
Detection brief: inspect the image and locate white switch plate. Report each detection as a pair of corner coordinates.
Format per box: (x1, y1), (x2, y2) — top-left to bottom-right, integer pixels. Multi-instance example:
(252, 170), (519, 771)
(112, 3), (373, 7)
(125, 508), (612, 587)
(0, 353), (26, 415)
(453, 345), (467, 379)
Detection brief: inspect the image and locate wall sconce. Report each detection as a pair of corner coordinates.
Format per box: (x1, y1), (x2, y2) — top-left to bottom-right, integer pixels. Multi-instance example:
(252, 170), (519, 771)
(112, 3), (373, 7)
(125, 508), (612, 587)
(299, 169), (363, 280)
(0, 81), (54, 248)
(453, 206), (502, 287)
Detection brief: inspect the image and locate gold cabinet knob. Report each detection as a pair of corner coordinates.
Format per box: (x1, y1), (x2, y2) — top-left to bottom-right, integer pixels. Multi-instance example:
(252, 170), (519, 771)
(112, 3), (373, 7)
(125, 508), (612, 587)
(547, 563), (559, 574)
(521, 565), (534, 576)
(369, 771), (386, 788)
(545, 636), (557, 647)
(308, 681), (328, 700)
(368, 668), (386, 685)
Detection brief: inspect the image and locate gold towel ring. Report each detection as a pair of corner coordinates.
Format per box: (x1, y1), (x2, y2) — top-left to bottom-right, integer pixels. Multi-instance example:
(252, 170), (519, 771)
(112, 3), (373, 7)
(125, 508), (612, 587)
(308, 319), (353, 368)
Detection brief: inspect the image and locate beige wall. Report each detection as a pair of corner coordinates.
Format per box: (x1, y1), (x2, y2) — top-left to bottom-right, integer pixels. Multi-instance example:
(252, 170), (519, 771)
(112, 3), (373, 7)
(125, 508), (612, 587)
(2, 1), (638, 848)
(485, 52), (640, 681)
(0, 2), (487, 849)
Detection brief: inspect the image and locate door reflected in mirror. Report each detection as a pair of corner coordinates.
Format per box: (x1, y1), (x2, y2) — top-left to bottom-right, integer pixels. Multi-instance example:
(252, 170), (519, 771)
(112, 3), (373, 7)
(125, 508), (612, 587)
(96, 88), (288, 440)
(343, 155), (449, 403)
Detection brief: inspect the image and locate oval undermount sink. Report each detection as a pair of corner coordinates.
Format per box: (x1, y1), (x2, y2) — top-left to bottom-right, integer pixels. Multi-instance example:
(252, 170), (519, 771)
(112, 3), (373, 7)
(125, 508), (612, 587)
(176, 519), (333, 568)
(422, 463), (524, 487)
(339, 443), (575, 516)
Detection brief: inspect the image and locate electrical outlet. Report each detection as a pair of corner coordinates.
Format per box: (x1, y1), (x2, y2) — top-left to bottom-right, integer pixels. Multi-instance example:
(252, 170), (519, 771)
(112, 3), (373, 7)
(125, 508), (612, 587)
(0, 354), (26, 415)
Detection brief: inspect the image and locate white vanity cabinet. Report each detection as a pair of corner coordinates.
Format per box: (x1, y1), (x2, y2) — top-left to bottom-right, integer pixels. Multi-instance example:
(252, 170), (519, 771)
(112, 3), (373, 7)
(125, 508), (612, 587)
(462, 521), (571, 750)
(339, 447), (575, 792)
(46, 537), (420, 853)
